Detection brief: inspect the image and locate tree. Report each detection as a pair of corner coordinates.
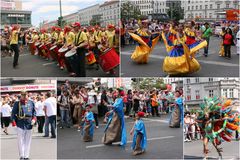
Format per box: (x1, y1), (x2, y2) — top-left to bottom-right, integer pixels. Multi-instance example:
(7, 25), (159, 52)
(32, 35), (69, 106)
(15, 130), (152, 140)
(121, 1), (142, 21)
(167, 4), (184, 21)
(131, 78), (166, 90)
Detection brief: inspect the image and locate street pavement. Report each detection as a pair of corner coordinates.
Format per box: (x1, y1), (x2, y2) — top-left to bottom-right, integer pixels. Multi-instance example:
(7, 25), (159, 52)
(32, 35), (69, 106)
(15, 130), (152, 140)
(184, 139), (240, 159)
(121, 36), (239, 77)
(57, 115), (183, 159)
(1, 48), (119, 77)
(1, 126), (57, 159)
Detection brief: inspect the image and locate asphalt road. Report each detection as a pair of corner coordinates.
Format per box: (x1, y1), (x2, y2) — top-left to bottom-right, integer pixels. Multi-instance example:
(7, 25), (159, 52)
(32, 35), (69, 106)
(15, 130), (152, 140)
(57, 115), (183, 159)
(1, 126), (57, 159)
(121, 36), (239, 77)
(184, 138), (240, 159)
(1, 48), (119, 77)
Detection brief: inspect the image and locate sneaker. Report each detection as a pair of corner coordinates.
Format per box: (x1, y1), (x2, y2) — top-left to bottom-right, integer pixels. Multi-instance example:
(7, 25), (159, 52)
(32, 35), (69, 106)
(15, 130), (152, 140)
(43, 135), (49, 137)
(96, 126), (99, 129)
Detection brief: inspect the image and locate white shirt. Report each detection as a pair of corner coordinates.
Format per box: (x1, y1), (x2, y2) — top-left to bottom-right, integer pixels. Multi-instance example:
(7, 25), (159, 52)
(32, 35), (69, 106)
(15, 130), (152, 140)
(44, 97), (56, 116)
(236, 30), (240, 46)
(1, 104), (12, 117)
(35, 101), (45, 116)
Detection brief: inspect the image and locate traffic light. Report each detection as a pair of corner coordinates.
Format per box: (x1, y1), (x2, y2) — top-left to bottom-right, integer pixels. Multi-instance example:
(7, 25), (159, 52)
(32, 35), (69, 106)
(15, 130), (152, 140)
(58, 16), (63, 27)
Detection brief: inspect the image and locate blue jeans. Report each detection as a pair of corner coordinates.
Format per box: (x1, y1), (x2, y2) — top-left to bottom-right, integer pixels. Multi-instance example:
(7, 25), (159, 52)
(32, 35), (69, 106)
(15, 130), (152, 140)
(204, 38), (210, 55)
(44, 115), (56, 137)
(60, 109), (70, 128)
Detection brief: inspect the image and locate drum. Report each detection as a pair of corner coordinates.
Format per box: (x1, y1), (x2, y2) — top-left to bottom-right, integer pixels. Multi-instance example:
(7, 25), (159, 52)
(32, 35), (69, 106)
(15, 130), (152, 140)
(58, 47), (69, 53)
(85, 51), (96, 65)
(28, 41), (35, 55)
(99, 48), (120, 72)
(50, 45), (57, 51)
(65, 49), (79, 74)
(35, 42), (41, 46)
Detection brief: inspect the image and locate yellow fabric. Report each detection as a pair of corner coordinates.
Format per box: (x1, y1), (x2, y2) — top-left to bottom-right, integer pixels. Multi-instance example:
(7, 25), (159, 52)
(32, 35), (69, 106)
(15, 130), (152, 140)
(163, 42), (200, 75)
(190, 40), (207, 54)
(161, 32), (174, 53)
(57, 32), (64, 43)
(129, 32), (159, 63)
(106, 30), (115, 48)
(65, 31), (75, 46)
(40, 33), (49, 42)
(10, 30), (18, 45)
(51, 32), (57, 39)
(33, 34), (39, 42)
(75, 31), (88, 46)
(88, 34), (96, 47)
(219, 42), (224, 56)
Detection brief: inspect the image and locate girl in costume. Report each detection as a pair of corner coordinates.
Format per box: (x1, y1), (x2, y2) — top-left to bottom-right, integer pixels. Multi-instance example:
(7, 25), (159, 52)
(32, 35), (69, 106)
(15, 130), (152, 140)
(102, 88), (127, 147)
(169, 90), (183, 128)
(130, 111), (147, 155)
(128, 20), (160, 64)
(82, 104), (95, 142)
(161, 22), (207, 75)
(196, 97), (240, 159)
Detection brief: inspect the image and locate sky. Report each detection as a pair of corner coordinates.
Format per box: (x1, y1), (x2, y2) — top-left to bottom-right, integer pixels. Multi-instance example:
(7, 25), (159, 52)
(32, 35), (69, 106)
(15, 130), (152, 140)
(21, 0), (106, 27)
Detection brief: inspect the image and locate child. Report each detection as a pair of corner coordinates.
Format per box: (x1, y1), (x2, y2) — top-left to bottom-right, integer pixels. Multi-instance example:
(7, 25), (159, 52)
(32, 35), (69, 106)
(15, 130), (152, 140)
(82, 105), (95, 142)
(130, 111), (147, 155)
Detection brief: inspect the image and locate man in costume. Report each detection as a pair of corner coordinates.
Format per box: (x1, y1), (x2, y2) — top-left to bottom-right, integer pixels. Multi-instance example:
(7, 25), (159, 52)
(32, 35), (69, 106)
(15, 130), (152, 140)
(196, 97), (239, 159)
(102, 88), (127, 147)
(130, 111), (147, 155)
(11, 90), (36, 160)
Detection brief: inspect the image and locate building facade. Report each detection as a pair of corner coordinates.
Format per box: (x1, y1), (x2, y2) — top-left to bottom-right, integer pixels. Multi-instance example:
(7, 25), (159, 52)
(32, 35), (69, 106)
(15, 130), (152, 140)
(99, 0), (120, 27)
(1, 0), (22, 10)
(182, 0), (239, 21)
(63, 12), (79, 26)
(78, 4), (100, 26)
(183, 78), (239, 108)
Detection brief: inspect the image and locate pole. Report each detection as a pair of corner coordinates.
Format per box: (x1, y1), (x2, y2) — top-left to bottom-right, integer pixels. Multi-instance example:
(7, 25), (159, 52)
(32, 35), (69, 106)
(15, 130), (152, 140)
(59, 0), (62, 27)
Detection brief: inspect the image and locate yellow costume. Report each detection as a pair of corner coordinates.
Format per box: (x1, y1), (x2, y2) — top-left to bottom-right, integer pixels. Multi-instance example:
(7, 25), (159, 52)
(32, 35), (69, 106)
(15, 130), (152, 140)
(106, 30), (115, 48)
(219, 31), (225, 56)
(161, 29), (202, 75)
(129, 28), (160, 63)
(65, 31), (75, 46)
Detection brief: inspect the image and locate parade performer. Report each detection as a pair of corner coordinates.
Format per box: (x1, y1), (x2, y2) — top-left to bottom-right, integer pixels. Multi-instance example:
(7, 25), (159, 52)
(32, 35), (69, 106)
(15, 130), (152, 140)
(128, 20), (160, 64)
(11, 90), (36, 160)
(55, 27), (65, 69)
(161, 23), (206, 75)
(10, 25), (21, 68)
(71, 22), (88, 77)
(82, 104), (95, 142)
(31, 30), (39, 55)
(196, 97), (240, 159)
(130, 111), (147, 155)
(86, 28), (98, 69)
(219, 27), (226, 56)
(184, 21), (208, 56)
(102, 88), (127, 147)
(105, 24), (115, 48)
(169, 90), (183, 128)
(39, 28), (49, 58)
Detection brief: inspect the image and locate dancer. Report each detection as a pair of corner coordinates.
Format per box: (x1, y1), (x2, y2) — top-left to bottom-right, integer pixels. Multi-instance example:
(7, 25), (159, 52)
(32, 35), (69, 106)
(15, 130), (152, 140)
(196, 97), (239, 159)
(161, 22), (206, 75)
(128, 20), (160, 64)
(10, 25), (21, 68)
(130, 111), (147, 155)
(82, 105), (95, 142)
(102, 88), (127, 147)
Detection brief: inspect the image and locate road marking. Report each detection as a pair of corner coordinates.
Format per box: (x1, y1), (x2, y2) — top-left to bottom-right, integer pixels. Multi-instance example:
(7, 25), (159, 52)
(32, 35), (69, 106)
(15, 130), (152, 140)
(86, 136), (175, 149)
(2, 53), (29, 58)
(142, 118), (168, 123)
(42, 62), (56, 66)
(121, 51), (239, 67)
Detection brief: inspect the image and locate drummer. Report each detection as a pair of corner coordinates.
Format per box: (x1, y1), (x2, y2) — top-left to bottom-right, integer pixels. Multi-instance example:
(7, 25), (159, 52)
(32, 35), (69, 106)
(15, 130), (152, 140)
(39, 29), (50, 59)
(87, 28), (99, 70)
(106, 24), (116, 48)
(62, 25), (75, 76)
(54, 27), (65, 69)
(31, 30), (39, 55)
(94, 25), (102, 42)
(71, 22), (88, 77)
(113, 27), (120, 53)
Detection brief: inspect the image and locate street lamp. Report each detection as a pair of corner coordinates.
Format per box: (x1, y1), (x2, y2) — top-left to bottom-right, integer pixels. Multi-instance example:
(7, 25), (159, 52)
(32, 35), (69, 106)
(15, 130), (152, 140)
(59, 0), (63, 28)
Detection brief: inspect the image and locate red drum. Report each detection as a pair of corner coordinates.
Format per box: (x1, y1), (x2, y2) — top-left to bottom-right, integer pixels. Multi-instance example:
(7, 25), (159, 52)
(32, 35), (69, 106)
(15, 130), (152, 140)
(85, 51), (96, 65)
(28, 41), (35, 55)
(50, 45), (59, 60)
(99, 48), (120, 72)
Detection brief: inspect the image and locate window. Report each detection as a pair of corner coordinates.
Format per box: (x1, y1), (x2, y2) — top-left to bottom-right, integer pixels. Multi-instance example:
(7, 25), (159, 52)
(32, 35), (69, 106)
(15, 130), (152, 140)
(229, 89), (233, 98)
(205, 5), (208, 9)
(226, 4), (229, 8)
(200, 5), (202, 9)
(195, 90), (200, 99)
(196, 6), (198, 10)
(188, 6), (190, 10)
(186, 79), (190, 84)
(223, 89), (227, 97)
(209, 78), (213, 82)
(187, 89), (191, 100)
(209, 13), (212, 18)
(210, 4), (213, 9)
(217, 4), (220, 9)
(192, 6), (194, 10)
(195, 78), (199, 83)
(209, 90), (214, 97)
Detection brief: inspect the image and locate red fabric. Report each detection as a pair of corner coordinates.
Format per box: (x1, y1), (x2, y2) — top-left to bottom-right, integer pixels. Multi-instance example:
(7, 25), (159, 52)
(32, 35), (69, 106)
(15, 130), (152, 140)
(223, 34), (232, 45)
(137, 111), (145, 117)
(12, 121), (16, 127)
(186, 36), (196, 45)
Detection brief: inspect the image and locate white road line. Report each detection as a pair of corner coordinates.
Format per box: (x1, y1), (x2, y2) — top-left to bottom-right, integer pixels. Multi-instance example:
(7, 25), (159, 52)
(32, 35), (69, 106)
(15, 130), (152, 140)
(86, 136), (175, 149)
(42, 62), (56, 66)
(121, 51), (239, 67)
(142, 118), (168, 123)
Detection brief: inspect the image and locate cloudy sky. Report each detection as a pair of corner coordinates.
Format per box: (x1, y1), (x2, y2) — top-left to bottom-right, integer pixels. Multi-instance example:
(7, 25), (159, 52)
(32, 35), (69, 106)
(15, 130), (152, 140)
(22, 0), (106, 27)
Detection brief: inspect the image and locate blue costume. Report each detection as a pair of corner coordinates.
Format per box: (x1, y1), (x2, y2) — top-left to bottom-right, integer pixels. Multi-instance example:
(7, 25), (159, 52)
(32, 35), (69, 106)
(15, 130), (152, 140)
(169, 97), (183, 128)
(82, 111), (95, 142)
(132, 119), (147, 154)
(103, 98), (127, 146)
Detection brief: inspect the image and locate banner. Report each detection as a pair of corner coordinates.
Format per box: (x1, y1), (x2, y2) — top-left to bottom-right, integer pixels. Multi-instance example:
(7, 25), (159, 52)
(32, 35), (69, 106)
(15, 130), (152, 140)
(0, 84), (56, 93)
(226, 9), (240, 21)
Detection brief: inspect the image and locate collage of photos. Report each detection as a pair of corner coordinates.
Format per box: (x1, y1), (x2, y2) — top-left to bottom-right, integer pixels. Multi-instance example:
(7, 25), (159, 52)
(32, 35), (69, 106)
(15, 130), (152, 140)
(0, 0), (239, 160)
